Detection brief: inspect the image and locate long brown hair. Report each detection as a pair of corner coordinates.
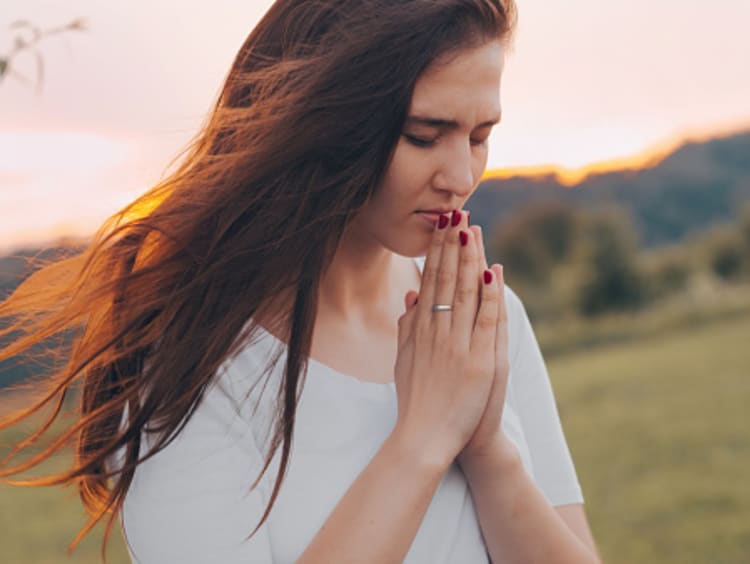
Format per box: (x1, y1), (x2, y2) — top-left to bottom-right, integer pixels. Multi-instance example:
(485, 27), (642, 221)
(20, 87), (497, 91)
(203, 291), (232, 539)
(0, 0), (517, 559)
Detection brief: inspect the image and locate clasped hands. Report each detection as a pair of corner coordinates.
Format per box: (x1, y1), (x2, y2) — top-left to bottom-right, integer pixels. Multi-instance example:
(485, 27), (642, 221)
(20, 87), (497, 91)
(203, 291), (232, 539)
(404, 210), (516, 471)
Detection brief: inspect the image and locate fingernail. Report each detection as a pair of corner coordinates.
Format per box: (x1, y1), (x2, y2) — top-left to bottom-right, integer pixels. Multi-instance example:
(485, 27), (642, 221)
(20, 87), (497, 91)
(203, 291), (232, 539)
(459, 230), (468, 246)
(484, 269), (493, 284)
(438, 214), (450, 229)
(451, 209), (461, 227)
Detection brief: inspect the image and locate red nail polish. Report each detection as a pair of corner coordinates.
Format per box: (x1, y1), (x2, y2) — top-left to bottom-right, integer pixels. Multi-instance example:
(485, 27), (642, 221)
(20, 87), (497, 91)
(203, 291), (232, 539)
(484, 269), (493, 284)
(438, 214), (449, 229)
(459, 230), (468, 246)
(451, 209), (461, 226)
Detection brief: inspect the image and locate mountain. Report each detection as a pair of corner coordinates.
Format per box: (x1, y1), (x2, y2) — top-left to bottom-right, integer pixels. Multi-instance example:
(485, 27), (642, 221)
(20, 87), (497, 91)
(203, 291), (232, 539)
(469, 129), (750, 247)
(0, 244), (86, 389)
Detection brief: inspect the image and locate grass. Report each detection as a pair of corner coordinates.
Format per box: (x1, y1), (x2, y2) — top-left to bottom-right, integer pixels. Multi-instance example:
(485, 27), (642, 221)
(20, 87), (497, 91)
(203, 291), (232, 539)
(535, 279), (750, 359)
(549, 311), (750, 563)
(1, 311), (749, 563)
(0, 418), (130, 563)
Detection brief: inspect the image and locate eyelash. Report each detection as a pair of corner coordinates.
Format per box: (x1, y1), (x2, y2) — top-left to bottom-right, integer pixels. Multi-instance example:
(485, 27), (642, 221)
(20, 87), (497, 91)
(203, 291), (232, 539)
(403, 134), (488, 148)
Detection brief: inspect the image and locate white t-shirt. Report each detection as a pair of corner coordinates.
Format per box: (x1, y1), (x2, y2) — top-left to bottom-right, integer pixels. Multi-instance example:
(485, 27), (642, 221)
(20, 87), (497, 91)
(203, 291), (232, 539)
(115, 256), (583, 563)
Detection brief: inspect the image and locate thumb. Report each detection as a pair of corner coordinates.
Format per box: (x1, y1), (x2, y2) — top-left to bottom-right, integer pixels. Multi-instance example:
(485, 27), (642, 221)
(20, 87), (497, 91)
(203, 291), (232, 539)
(404, 290), (420, 311)
(397, 290), (420, 349)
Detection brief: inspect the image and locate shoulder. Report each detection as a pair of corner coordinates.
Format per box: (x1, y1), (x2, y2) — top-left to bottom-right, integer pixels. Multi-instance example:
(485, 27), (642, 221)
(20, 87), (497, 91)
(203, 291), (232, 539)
(502, 282), (525, 318)
(502, 283), (531, 365)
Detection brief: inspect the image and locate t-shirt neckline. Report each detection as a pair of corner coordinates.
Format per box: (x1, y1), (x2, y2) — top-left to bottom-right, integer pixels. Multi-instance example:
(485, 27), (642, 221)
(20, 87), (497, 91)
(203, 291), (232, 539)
(255, 256), (425, 390)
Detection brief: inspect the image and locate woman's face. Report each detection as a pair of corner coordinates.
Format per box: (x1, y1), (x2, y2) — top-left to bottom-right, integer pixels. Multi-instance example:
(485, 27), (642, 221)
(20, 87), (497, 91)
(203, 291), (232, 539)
(353, 38), (504, 257)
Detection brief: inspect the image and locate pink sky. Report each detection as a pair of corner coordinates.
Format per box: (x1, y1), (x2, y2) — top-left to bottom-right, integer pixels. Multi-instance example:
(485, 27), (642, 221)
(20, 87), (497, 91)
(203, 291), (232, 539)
(1, 0), (749, 253)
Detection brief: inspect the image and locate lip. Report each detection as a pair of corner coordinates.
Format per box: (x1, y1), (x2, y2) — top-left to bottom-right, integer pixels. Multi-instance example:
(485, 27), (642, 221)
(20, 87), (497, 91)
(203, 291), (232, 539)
(416, 211), (445, 226)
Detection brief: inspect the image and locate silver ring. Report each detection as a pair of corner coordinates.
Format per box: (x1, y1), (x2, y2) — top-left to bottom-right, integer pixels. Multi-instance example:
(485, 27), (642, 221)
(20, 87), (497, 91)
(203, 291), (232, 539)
(431, 304), (453, 312)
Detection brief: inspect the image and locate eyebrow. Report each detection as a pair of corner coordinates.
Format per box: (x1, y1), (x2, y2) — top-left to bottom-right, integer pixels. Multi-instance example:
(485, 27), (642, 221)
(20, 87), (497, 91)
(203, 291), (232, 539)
(405, 113), (502, 130)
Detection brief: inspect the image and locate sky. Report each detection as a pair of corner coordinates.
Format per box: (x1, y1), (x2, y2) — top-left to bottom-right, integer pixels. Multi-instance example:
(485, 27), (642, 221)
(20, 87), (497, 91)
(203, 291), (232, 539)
(1, 0), (749, 252)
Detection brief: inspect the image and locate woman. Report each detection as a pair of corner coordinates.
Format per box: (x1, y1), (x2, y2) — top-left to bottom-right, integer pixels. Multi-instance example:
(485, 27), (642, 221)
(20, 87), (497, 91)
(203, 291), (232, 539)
(0, 0), (602, 562)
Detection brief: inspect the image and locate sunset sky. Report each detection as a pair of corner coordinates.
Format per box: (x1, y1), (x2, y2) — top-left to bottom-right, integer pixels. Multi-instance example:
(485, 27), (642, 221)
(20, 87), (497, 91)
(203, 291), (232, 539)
(1, 0), (749, 253)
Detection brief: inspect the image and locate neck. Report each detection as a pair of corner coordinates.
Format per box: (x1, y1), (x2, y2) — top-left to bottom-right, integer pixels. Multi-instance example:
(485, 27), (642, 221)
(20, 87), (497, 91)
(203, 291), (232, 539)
(318, 224), (405, 329)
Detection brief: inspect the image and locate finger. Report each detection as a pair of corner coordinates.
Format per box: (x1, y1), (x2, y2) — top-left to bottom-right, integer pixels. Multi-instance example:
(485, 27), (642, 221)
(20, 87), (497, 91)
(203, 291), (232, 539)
(398, 289), (420, 349)
(414, 212), (450, 334)
(492, 264), (507, 324)
(451, 226), (480, 350)
(492, 264), (509, 374)
(431, 210), (467, 340)
(405, 290), (419, 311)
(471, 225), (489, 271)
(470, 225), (488, 316)
(471, 267), (500, 357)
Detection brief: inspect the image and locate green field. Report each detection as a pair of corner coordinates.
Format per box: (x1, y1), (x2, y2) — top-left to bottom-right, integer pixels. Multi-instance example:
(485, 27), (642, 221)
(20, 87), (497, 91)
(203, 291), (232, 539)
(552, 312), (750, 564)
(1, 313), (749, 563)
(0, 453), (130, 563)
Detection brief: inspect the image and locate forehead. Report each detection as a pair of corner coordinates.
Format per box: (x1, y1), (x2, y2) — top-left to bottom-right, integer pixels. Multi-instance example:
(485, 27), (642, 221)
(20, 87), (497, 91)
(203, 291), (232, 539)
(410, 40), (504, 126)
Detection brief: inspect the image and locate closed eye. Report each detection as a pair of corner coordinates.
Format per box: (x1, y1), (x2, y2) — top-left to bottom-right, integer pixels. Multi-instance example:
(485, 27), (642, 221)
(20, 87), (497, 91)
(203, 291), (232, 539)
(403, 134), (435, 148)
(403, 134), (489, 149)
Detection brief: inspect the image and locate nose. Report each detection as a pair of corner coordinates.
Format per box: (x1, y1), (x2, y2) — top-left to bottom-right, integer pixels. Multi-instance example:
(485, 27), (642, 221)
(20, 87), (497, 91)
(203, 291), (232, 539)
(432, 141), (475, 198)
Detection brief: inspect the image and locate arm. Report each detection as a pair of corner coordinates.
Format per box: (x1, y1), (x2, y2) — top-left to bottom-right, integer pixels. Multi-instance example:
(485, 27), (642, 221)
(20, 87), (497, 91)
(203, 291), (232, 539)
(297, 427), (451, 563)
(461, 435), (602, 564)
(459, 286), (601, 563)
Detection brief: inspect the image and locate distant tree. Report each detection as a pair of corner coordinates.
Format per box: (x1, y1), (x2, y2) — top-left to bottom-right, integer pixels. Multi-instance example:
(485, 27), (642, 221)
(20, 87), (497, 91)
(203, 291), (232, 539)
(575, 207), (647, 317)
(639, 245), (693, 300)
(489, 199), (580, 284)
(0, 17), (87, 93)
(740, 201), (750, 253)
(704, 226), (746, 281)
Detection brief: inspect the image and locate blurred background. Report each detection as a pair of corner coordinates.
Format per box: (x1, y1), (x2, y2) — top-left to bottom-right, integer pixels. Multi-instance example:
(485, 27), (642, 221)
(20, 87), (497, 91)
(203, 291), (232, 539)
(1, 1), (749, 562)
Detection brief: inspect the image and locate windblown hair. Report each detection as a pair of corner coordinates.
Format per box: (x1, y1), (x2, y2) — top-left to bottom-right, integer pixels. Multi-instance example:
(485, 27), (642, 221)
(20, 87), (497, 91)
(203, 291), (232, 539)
(0, 0), (516, 559)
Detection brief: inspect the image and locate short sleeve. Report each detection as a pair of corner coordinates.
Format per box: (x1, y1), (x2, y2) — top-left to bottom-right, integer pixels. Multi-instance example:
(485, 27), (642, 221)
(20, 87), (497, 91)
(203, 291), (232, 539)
(505, 286), (585, 507)
(118, 375), (275, 563)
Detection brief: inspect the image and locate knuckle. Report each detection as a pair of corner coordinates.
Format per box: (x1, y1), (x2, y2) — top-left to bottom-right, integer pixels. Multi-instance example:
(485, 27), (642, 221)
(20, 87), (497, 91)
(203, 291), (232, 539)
(436, 267), (454, 287)
(422, 264), (439, 285)
(486, 286), (499, 301)
(454, 284), (474, 305)
(459, 245), (475, 265)
(475, 311), (496, 331)
(482, 283), (499, 300)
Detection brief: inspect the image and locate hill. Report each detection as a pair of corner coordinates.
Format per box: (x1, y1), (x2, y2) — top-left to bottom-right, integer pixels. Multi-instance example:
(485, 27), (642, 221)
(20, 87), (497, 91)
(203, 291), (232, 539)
(470, 129), (750, 247)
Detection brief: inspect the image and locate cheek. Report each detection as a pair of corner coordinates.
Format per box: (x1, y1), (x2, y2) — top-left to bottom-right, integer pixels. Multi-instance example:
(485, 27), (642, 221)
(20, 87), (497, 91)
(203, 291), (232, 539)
(471, 151), (489, 185)
(382, 143), (433, 193)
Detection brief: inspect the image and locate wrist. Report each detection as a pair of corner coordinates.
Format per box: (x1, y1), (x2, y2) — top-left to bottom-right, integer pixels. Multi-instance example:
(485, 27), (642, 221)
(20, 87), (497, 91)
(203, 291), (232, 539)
(389, 423), (455, 475)
(457, 432), (522, 483)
